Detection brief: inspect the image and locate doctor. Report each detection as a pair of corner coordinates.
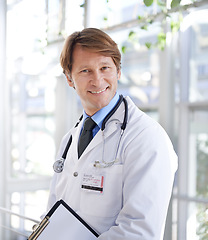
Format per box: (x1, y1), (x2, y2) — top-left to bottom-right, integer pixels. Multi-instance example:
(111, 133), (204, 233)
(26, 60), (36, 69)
(47, 28), (178, 239)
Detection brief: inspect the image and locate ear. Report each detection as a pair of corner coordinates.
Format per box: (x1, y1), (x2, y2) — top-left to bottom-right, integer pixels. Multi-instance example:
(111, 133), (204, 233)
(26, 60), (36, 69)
(65, 74), (75, 88)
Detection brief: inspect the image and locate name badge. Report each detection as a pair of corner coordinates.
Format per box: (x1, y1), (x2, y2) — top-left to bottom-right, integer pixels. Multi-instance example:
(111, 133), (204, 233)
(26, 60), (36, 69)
(81, 174), (104, 193)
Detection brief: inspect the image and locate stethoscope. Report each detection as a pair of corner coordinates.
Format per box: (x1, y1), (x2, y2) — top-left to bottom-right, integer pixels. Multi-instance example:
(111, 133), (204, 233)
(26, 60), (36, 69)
(53, 95), (128, 173)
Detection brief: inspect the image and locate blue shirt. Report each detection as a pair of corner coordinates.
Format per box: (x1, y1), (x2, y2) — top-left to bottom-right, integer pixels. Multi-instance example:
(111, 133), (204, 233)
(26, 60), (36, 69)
(82, 92), (120, 137)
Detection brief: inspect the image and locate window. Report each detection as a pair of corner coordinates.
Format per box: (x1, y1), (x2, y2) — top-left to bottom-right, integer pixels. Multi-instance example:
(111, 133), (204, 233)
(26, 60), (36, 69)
(1, 0), (84, 239)
(1, 0), (208, 239)
(176, 8), (208, 240)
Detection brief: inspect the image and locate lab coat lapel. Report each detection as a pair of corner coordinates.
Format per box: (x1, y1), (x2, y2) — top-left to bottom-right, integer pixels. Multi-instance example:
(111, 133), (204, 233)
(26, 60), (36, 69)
(79, 122), (118, 159)
(70, 120), (83, 162)
(80, 102), (125, 158)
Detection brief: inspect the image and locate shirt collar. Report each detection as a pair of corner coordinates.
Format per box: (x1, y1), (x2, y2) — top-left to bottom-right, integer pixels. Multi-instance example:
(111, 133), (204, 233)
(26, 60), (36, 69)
(83, 92), (120, 129)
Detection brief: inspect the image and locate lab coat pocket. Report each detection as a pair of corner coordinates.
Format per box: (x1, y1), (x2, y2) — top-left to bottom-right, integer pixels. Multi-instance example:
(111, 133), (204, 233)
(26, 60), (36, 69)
(80, 164), (123, 218)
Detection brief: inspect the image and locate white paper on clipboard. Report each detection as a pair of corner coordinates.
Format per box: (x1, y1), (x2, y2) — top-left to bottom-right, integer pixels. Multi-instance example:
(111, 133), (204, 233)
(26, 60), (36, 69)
(32, 200), (99, 240)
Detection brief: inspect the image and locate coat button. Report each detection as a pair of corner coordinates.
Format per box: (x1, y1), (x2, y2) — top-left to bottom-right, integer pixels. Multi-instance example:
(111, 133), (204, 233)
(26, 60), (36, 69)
(73, 172), (78, 177)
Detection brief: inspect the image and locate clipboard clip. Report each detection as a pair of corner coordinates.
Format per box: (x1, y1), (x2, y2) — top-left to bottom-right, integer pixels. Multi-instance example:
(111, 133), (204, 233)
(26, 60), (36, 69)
(28, 216), (50, 240)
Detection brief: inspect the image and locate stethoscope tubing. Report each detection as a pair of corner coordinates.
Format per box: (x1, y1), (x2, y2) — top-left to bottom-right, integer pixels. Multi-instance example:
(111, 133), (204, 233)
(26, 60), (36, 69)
(53, 95), (128, 173)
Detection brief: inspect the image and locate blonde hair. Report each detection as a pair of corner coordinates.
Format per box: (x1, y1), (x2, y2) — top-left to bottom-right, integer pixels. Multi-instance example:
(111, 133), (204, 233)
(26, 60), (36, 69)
(60, 28), (121, 75)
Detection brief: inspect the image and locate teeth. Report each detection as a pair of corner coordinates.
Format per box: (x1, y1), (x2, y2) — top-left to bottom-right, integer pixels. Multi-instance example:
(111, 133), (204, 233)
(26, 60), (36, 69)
(91, 88), (106, 94)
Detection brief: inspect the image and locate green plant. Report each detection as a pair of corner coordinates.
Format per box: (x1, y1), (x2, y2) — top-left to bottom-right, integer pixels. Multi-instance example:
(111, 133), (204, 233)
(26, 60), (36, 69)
(123, 0), (184, 52)
(196, 136), (208, 240)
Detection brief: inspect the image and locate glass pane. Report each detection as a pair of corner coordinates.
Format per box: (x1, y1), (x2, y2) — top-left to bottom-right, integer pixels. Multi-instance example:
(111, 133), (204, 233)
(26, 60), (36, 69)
(110, 27), (161, 105)
(187, 202), (208, 240)
(11, 115), (55, 178)
(87, 0), (160, 28)
(11, 190), (49, 232)
(11, 73), (56, 178)
(196, 203), (208, 240)
(189, 110), (208, 198)
(7, 0), (46, 59)
(196, 134), (208, 198)
(7, 0), (57, 178)
(188, 9), (208, 102)
(65, 0), (85, 34)
(47, 0), (61, 41)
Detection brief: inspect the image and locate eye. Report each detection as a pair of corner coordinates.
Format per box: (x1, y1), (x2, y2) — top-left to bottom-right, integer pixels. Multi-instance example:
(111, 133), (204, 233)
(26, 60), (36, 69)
(81, 69), (89, 73)
(101, 66), (109, 71)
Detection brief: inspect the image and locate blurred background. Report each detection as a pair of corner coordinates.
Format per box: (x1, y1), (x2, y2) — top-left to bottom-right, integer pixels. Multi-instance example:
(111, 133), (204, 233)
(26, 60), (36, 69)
(0, 0), (208, 239)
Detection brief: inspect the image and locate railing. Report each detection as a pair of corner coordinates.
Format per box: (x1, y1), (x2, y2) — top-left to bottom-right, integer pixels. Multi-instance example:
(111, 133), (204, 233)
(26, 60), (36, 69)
(0, 206), (39, 238)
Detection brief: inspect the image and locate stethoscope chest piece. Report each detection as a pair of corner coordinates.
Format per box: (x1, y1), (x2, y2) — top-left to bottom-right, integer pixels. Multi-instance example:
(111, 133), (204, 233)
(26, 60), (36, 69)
(53, 158), (65, 173)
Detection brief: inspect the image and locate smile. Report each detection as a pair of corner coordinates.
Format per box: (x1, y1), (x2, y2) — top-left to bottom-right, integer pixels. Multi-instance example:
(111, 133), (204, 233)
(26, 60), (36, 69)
(90, 88), (107, 94)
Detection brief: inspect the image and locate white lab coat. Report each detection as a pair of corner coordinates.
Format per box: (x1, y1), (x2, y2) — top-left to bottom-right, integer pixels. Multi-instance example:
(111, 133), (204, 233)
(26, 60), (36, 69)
(47, 96), (178, 240)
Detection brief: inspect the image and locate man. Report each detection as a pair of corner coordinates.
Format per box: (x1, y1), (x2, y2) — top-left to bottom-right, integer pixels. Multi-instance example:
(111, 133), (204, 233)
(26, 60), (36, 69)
(47, 28), (178, 239)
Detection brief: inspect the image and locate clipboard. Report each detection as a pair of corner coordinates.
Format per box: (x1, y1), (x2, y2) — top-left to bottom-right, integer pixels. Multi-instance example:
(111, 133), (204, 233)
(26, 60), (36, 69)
(28, 200), (99, 240)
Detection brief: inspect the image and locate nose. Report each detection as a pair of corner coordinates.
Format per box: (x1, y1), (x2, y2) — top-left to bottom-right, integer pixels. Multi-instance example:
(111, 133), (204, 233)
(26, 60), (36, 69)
(90, 70), (103, 86)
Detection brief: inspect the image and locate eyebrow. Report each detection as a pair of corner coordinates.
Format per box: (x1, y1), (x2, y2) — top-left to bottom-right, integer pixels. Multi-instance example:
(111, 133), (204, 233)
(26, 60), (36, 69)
(100, 61), (112, 65)
(79, 61), (112, 69)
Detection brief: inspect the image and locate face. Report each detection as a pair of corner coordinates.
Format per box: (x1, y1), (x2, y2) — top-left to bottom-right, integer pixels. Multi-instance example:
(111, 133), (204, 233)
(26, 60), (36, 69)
(67, 45), (121, 116)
